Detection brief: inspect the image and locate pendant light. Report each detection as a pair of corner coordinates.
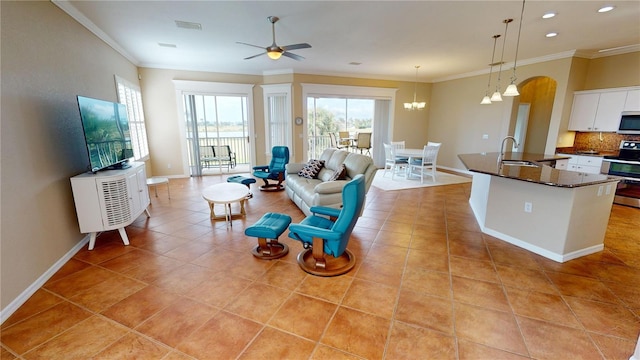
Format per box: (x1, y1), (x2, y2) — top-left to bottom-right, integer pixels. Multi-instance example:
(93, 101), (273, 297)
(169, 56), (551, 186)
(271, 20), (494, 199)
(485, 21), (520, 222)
(504, 0), (526, 97)
(491, 18), (513, 102)
(404, 65), (426, 110)
(481, 34), (500, 105)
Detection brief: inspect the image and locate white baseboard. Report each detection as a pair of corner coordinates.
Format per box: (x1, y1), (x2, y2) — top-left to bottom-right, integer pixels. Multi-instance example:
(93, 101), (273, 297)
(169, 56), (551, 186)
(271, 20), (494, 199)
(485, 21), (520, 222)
(483, 227), (604, 263)
(436, 165), (473, 177)
(0, 235), (89, 324)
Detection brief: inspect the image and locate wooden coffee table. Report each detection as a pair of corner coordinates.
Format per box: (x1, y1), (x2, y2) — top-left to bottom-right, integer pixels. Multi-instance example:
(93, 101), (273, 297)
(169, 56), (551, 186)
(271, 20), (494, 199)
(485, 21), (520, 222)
(202, 183), (249, 228)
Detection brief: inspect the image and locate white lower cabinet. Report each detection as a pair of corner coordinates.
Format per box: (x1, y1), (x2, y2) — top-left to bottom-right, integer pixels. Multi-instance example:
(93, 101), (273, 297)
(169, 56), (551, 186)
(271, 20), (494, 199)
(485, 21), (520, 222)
(561, 155), (603, 174)
(70, 162), (150, 250)
(555, 159), (569, 170)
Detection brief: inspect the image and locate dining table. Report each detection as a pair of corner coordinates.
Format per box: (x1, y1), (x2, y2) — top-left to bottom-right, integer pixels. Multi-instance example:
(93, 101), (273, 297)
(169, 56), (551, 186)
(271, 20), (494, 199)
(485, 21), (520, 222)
(341, 137), (357, 151)
(396, 148), (424, 160)
(394, 148), (424, 178)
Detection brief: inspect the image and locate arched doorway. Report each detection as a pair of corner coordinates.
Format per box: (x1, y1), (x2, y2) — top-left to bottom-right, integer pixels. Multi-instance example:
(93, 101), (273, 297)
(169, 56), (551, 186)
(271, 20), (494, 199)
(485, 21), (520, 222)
(508, 76), (558, 154)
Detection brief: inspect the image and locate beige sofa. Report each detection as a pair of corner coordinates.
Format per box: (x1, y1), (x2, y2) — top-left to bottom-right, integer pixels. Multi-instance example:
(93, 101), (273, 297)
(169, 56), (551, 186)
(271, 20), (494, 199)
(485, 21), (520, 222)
(285, 148), (377, 216)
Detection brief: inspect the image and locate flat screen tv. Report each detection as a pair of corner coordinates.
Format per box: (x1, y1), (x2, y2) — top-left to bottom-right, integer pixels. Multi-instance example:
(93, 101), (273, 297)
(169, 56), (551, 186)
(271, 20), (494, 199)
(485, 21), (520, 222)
(77, 95), (133, 173)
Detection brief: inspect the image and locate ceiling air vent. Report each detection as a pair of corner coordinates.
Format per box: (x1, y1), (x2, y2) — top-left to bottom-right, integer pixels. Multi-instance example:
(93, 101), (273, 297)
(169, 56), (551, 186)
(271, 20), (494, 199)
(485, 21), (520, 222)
(158, 43), (177, 48)
(175, 20), (202, 30)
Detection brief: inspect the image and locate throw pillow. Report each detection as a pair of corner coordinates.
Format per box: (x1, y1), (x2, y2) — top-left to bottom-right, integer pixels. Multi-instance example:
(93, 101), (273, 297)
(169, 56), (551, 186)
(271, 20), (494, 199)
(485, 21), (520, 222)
(328, 164), (347, 181)
(298, 159), (325, 179)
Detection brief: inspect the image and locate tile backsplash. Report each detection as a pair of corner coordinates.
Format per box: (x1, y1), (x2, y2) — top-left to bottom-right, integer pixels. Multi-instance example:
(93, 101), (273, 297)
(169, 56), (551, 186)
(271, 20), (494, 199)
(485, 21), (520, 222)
(571, 132), (640, 151)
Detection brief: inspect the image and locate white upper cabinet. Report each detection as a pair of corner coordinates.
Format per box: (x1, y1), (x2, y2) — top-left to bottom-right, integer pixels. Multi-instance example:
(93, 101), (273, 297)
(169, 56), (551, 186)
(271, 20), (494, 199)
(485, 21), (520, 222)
(569, 87), (640, 132)
(624, 89), (640, 111)
(568, 93), (600, 131)
(593, 91), (627, 131)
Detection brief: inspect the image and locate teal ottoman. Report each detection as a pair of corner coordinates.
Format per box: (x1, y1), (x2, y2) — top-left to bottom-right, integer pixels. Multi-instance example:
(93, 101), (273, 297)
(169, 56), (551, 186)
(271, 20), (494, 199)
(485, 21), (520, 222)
(245, 212), (292, 259)
(227, 175), (257, 198)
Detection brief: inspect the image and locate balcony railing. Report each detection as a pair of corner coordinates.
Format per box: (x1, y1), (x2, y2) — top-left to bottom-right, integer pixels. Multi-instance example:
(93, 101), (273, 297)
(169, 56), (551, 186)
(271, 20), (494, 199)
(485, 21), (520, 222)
(187, 135), (365, 174)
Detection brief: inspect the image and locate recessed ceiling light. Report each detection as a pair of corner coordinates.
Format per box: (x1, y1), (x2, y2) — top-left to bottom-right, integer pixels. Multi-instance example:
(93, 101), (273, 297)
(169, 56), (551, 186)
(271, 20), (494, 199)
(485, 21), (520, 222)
(542, 12), (556, 19)
(598, 5), (615, 13)
(546, 32), (558, 38)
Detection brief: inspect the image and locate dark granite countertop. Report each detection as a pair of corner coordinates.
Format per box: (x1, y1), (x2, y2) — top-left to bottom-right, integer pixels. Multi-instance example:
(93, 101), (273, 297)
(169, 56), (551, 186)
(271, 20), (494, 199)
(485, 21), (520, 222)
(555, 149), (619, 157)
(458, 152), (620, 188)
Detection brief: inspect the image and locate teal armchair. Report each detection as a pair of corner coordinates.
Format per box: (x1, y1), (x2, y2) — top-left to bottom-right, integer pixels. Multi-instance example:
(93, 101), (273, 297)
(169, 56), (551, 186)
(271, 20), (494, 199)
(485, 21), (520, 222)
(288, 174), (365, 276)
(253, 146), (289, 191)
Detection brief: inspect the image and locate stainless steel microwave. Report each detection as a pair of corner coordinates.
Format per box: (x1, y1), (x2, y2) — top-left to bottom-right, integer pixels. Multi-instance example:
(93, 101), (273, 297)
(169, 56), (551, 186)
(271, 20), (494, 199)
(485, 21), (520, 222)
(618, 111), (640, 134)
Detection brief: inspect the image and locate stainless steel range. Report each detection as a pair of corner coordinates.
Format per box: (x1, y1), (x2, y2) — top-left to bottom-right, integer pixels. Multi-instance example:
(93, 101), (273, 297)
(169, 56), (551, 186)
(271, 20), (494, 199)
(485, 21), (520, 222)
(602, 140), (640, 208)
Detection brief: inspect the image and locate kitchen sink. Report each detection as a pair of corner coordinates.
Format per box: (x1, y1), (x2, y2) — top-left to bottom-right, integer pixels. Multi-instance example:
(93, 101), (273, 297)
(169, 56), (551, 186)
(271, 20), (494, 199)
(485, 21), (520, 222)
(500, 160), (540, 167)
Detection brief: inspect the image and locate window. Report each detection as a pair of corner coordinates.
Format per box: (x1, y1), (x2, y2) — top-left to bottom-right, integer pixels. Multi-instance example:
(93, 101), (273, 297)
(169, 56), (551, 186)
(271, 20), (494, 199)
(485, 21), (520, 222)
(261, 84), (292, 155)
(115, 75), (149, 161)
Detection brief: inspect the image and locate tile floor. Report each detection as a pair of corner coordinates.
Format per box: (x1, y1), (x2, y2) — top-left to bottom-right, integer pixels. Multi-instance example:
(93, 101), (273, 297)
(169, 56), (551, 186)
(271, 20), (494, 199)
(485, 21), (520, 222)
(2, 175), (639, 359)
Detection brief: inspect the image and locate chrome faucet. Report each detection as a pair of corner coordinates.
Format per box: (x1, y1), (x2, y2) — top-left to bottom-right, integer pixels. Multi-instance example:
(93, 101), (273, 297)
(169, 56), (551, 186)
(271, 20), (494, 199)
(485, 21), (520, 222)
(498, 136), (519, 167)
(500, 136), (519, 158)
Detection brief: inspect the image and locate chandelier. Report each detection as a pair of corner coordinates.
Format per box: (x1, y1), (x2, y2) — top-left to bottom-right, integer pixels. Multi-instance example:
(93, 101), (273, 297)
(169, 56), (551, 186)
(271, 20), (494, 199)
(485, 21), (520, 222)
(404, 65), (426, 110)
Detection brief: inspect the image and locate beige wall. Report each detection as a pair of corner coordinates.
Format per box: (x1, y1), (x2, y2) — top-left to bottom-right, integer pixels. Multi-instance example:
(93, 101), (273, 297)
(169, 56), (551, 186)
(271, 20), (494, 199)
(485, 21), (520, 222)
(428, 53), (640, 170)
(429, 57), (575, 169)
(584, 52), (640, 90)
(1, 2), (139, 310)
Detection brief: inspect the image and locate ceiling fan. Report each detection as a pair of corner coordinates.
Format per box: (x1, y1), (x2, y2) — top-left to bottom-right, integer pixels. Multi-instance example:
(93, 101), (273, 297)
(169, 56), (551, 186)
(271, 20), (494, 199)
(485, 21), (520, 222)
(237, 16), (311, 61)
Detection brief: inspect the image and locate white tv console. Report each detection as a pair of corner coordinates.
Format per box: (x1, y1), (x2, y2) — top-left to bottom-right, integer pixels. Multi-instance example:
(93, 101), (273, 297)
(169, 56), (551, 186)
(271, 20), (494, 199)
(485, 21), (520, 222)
(70, 162), (150, 250)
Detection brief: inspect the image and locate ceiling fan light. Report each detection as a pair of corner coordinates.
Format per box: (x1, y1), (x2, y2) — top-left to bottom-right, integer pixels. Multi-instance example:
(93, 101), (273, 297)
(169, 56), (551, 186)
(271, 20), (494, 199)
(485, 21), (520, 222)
(481, 96), (492, 105)
(503, 83), (520, 96)
(491, 91), (503, 102)
(267, 50), (282, 60)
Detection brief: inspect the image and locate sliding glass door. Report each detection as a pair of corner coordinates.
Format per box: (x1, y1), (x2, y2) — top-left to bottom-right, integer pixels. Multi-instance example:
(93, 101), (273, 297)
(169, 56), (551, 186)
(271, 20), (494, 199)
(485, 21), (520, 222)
(184, 94), (250, 176)
(306, 97), (375, 159)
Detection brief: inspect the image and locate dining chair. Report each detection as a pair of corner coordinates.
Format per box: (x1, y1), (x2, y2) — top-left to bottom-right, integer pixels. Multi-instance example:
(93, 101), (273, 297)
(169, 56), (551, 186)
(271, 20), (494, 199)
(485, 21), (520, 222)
(390, 141), (408, 161)
(383, 143), (408, 179)
(408, 143), (441, 183)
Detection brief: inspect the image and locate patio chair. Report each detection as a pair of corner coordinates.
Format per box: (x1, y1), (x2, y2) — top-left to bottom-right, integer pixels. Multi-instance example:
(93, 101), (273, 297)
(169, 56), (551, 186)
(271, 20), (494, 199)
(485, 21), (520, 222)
(212, 145), (237, 171)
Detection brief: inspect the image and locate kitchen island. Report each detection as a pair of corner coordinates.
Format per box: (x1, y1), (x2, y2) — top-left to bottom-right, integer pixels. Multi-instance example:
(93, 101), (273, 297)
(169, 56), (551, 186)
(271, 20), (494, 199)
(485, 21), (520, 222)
(458, 152), (620, 262)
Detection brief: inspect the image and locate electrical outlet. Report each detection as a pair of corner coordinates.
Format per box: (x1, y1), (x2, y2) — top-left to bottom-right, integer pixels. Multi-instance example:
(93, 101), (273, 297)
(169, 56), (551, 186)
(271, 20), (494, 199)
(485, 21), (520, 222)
(167, 163), (172, 169)
(524, 202), (532, 213)
(605, 184), (612, 195)
(597, 186), (603, 196)
(482, 134), (489, 139)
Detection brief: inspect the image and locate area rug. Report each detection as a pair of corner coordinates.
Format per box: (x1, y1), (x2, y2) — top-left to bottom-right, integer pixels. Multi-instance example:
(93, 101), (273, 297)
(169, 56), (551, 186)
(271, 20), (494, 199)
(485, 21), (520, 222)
(371, 169), (471, 191)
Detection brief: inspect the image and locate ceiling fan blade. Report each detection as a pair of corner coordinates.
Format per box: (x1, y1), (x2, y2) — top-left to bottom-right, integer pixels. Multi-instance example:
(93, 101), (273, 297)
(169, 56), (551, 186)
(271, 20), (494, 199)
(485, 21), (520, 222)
(244, 52), (266, 60)
(281, 43), (311, 51)
(236, 41), (266, 50)
(282, 51), (305, 61)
